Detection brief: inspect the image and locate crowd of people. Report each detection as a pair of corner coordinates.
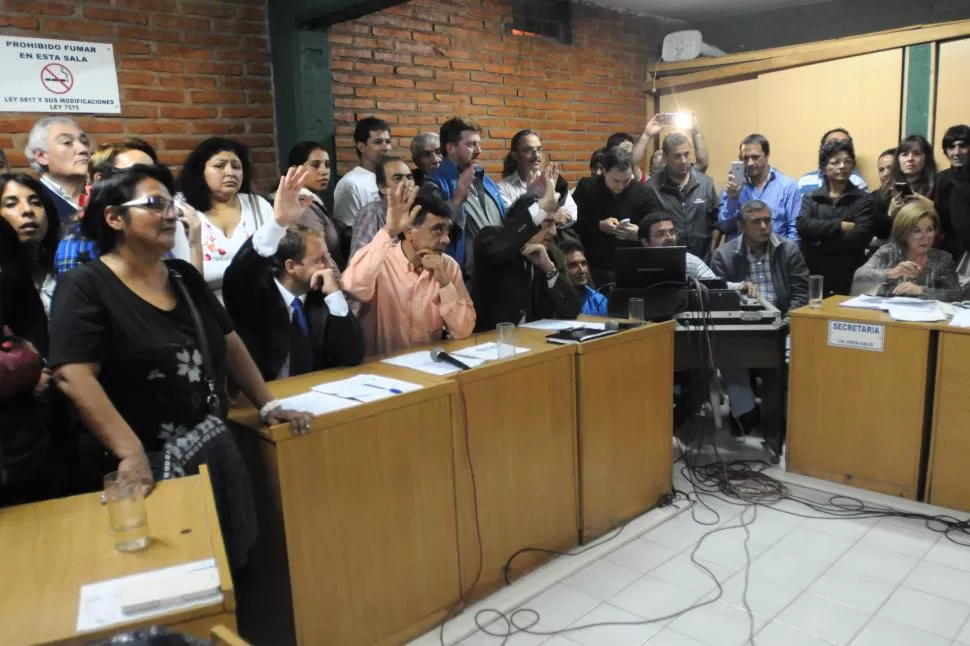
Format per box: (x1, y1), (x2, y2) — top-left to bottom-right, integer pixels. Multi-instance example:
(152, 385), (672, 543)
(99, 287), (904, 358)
(2, 112), (969, 566)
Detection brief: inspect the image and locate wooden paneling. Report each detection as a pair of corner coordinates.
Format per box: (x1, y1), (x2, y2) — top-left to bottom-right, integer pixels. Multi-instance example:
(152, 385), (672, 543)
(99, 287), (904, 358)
(659, 79), (759, 188)
(927, 331), (970, 511)
(756, 49), (904, 189)
(934, 38), (970, 169)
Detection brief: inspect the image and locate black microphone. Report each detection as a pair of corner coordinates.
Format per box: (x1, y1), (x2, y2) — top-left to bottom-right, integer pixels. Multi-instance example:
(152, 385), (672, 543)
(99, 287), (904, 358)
(430, 347), (473, 371)
(605, 319), (643, 331)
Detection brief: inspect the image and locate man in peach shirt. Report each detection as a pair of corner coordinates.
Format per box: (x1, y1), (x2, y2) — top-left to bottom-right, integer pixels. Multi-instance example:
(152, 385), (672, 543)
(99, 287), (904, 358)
(340, 183), (476, 356)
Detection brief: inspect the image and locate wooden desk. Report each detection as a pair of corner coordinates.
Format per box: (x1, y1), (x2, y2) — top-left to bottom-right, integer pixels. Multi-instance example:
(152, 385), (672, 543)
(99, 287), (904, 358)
(388, 333), (580, 599)
(926, 325), (970, 511)
(788, 297), (937, 498)
(230, 366), (463, 646)
(0, 467), (235, 646)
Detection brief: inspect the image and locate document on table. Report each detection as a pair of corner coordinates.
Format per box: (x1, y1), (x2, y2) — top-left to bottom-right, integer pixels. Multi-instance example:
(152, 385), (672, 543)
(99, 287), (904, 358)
(520, 319), (607, 331)
(841, 295), (940, 313)
(382, 350), (486, 375)
(452, 342), (531, 362)
(312, 373), (422, 403)
(886, 305), (948, 322)
(277, 391), (360, 415)
(77, 559), (222, 633)
(951, 309), (970, 328)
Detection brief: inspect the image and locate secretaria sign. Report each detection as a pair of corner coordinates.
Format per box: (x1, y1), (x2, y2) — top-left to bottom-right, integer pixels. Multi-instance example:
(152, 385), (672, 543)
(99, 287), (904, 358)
(0, 36), (121, 114)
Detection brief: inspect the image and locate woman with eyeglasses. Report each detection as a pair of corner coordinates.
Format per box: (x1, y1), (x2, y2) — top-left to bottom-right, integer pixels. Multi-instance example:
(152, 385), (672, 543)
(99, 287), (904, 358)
(48, 164), (311, 567)
(178, 138), (274, 302)
(852, 198), (960, 300)
(795, 138), (874, 296)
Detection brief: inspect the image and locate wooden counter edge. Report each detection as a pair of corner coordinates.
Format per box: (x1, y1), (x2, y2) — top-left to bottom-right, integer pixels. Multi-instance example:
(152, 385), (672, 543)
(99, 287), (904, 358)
(198, 465), (236, 612)
(573, 320), (675, 354)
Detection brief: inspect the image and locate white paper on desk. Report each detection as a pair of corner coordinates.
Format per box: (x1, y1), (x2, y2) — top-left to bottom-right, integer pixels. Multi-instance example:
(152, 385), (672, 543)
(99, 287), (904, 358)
(519, 319), (607, 331)
(312, 373), (422, 403)
(77, 559), (221, 633)
(452, 342), (531, 362)
(951, 309), (970, 327)
(839, 294), (890, 310)
(278, 391), (360, 415)
(382, 350), (485, 375)
(886, 305), (948, 322)
(841, 295), (939, 312)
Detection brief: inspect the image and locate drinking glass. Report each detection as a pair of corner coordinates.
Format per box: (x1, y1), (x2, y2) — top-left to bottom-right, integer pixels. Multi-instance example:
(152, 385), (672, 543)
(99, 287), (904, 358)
(628, 297), (645, 321)
(496, 322), (516, 359)
(809, 275), (824, 309)
(104, 471), (150, 552)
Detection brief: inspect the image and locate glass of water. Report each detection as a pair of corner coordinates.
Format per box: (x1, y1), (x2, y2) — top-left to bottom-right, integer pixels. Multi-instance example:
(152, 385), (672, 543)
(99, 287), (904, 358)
(496, 322), (516, 359)
(104, 471), (150, 552)
(809, 275), (824, 309)
(628, 297), (645, 321)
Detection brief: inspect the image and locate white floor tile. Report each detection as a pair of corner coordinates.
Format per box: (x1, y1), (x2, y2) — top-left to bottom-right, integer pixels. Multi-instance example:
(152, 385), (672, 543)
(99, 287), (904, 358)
(774, 594), (871, 645)
(740, 513), (798, 547)
(514, 584), (600, 631)
(955, 615), (970, 644)
(690, 528), (770, 571)
(647, 552), (734, 593)
(643, 629), (708, 645)
(858, 522), (939, 558)
(667, 601), (757, 646)
(878, 513), (949, 536)
(773, 526), (854, 564)
(458, 623), (553, 645)
(709, 571), (803, 626)
(876, 586), (970, 639)
(797, 515), (879, 541)
(903, 560), (970, 604)
(539, 638), (582, 646)
(641, 515), (727, 550)
(751, 500), (808, 526)
(564, 602), (664, 646)
(924, 540), (970, 574)
(604, 538), (681, 575)
(609, 575), (705, 622)
(806, 566), (896, 613)
(561, 559), (643, 601)
(755, 621), (836, 646)
(849, 617), (951, 646)
(833, 543), (919, 584)
(685, 495), (747, 524)
(749, 547), (829, 590)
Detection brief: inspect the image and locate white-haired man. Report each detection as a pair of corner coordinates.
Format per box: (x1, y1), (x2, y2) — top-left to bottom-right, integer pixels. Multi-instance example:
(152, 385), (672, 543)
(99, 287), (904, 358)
(24, 116), (90, 225)
(410, 132), (441, 185)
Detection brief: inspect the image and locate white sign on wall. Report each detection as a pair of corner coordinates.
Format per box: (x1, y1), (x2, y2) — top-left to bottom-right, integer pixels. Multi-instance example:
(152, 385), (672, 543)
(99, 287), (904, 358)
(827, 320), (885, 352)
(0, 36), (120, 114)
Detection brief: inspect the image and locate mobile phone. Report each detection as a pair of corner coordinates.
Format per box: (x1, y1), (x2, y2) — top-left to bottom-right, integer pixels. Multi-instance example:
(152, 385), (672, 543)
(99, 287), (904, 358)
(894, 181), (913, 197)
(619, 218), (631, 226)
(661, 112), (676, 126)
(728, 161), (745, 186)
(474, 168), (485, 181)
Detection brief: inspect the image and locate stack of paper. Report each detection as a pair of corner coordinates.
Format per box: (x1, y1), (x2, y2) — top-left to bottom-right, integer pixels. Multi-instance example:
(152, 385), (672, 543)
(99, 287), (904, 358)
(312, 373), (422, 403)
(277, 391), (360, 415)
(520, 319), (607, 331)
(452, 342), (531, 361)
(951, 309), (970, 328)
(886, 305), (947, 322)
(382, 350), (485, 376)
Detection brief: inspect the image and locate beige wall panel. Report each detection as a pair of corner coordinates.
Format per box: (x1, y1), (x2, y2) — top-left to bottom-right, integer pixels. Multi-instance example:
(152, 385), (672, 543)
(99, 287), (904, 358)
(659, 79), (759, 189)
(934, 38), (970, 171)
(756, 49), (903, 189)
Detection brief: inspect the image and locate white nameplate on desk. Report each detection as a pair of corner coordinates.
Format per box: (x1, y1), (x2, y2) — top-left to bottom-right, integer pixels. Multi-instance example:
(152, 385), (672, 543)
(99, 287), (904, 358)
(827, 320), (885, 352)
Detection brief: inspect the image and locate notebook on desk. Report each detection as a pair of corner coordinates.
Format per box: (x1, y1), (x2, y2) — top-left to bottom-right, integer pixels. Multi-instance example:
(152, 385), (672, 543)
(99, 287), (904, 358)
(545, 327), (618, 344)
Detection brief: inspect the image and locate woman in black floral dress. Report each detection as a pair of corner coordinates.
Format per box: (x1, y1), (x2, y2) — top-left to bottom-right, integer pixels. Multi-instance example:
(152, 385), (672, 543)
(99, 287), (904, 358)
(49, 164), (311, 567)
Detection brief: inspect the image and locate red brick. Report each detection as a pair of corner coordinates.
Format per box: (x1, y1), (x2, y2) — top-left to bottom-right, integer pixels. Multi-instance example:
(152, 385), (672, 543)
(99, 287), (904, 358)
(127, 120), (191, 135)
(416, 80), (453, 91)
(451, 61), (483, 71)
(374, 51), (412, 65)
(153, 44), (214, 60)
(394, 42), (434, 56)
(186, 61), (242, 75)
(184, 32), (241, 47)
(6, 0), (76, 15)
(0, 15), (39, 29)
(332, 47), (372, 60)
(190, 90), (241, 105)
(191, 121), (246, 135)
(84, 6), (148, 24)
(115, 42), (152, 55)
(412, 32), (452, 46)
(117, 71), (156, 86)
(180, 1), (236, 19)
(412, 56), (450, 69)
(151, 14), (212, 31)
(354, 62), (394, 74)
(394, 66), (433, 78)
(160, 107), (212, 119)
(471, 96), (503, 106)
(123, 104), (159, 119)
(118, 25), (182, 42)
(333, 72), (375, 85)
(353, 37), (381, 49)
(384, 78), (415, 89)
(120, 58), (184, 73)
(377, 101), (417, 112)
(334, 98), (377, 110)
(434, 70), (470, 81)
(221, 106), (273, 119)
(41, 19), (115, 37)
(245, 62), (272, 77)
(122, 88), (185, 104)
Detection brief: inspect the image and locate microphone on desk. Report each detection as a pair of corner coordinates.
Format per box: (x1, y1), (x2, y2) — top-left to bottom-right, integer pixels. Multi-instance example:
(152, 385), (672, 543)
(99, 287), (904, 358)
(430, 347), (473, 371)
(605, 320), (643, 331)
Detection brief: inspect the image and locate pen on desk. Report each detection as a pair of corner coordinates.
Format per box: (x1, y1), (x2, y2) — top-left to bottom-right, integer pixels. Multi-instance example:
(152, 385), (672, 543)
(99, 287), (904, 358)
(363, 383), (403, 395)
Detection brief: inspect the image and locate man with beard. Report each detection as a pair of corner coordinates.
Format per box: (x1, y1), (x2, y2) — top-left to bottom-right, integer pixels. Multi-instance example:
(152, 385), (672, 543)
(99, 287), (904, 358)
(559, 239), (607, 316)
(935, 125), (970, 259)
(24, 117), (90, 226)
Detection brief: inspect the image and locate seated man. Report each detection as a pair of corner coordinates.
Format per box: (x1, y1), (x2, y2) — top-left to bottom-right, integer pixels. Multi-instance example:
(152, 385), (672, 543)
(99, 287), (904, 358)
(348, 155), (415, 261)
(341, 184), (475, 356)
(223, 198), (364, 381)
(711, 200), (809, 436)
(559, 239), (607, 316)
(638, 211), (725, 283)
(472, 170), (582, 331)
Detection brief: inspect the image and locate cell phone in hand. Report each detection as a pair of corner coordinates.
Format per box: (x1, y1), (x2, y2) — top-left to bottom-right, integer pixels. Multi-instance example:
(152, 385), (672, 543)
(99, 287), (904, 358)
(474, 168), (485, 181)
(619, 218), (631, 226)
(894, 181), (913, 197)
(728, 161), (745, 186)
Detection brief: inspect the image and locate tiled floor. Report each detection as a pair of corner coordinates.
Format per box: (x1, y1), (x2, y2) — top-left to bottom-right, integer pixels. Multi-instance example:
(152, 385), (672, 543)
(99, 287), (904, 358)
(411, 436), (970, 646)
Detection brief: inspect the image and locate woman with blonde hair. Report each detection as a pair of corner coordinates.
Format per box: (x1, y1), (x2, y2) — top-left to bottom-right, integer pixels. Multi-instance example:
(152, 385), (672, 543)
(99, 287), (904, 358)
(852, 196), (960, 300)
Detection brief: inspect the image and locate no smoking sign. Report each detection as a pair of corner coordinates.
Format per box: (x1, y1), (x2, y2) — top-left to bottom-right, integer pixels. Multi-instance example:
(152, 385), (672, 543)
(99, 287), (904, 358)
(41, 63), (74, 94)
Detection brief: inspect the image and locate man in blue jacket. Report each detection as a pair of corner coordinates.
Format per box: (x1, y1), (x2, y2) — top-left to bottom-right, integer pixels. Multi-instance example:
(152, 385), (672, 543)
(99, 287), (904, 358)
(429, 116), (505, 280)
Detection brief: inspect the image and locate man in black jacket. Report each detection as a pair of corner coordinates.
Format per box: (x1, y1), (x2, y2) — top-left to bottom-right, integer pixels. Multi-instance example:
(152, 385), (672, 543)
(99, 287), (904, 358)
(472, 166), (582, 331)
(223, 196), (364, 381)
(936, 124), (970, 259)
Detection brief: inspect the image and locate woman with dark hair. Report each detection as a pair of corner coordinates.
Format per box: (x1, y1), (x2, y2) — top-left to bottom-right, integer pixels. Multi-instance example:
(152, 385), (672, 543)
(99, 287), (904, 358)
(49, 164), (311, 567)
(795, 139), (874, 295)
(0, 173), (60, 314)
(178, 137), (273, 301)
(286, 141), (346, 269)
(497, 129), (576, 229)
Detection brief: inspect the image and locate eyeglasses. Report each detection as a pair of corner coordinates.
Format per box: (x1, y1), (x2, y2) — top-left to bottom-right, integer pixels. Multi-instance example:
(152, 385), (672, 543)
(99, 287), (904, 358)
(120, 195), (177, 215)
(826, 158), (855, 168)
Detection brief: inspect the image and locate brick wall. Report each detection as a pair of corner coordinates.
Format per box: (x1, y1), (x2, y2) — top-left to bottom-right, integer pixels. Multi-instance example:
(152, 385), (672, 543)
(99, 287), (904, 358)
(329, 0), (658, 184)
(0, 0), (277, 190)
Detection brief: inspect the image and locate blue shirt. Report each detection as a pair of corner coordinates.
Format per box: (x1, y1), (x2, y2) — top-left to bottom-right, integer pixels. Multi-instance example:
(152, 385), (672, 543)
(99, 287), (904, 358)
(718, 168), (803, 244)
(54, 222), (99, 279)
(580, 286), (607, 316)
(797, 168), (868, 195)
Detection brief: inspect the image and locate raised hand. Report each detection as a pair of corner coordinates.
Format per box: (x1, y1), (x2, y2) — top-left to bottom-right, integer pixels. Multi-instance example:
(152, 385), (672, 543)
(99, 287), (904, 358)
(273, 166), (310, 227)
(310, 268), (340, 295)
(644, 113), (665, 138)
(522, 243), (554, 273)
(454, 164), (476, 205)
(725, 178), (742, 200)
(177, 201), (203, 246)
(383, 180), (421, 237)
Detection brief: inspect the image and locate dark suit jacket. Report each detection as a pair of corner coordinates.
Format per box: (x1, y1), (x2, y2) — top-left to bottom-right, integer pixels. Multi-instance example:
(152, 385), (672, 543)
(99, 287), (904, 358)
(471, 195), (582, 332)
(223, 238), (365, 381)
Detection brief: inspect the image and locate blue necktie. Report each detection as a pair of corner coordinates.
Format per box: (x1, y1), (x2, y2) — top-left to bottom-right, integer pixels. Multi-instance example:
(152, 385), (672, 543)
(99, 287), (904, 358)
(289, 297), (312, 376)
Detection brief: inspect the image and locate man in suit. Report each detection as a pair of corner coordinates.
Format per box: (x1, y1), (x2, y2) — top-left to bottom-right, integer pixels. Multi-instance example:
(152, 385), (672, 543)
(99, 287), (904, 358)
(223, 179), (364, 381)
(472, 164), (582, 331)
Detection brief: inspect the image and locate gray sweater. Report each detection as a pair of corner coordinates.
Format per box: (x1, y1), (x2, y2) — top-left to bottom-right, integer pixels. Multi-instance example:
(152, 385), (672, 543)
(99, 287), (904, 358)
(851, 244), (961, 301)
